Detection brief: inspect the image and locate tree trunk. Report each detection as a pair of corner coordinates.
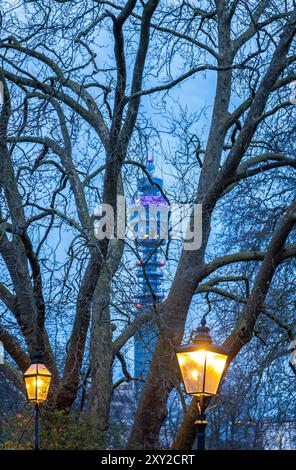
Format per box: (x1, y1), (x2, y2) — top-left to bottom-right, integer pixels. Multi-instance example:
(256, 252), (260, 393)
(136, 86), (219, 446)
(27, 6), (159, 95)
(88, 267), (114, 431)
(88, 238), (124, 430)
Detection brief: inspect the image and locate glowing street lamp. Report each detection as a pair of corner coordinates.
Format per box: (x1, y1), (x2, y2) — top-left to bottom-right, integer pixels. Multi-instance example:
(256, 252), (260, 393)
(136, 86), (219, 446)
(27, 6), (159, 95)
(24, 359), (52, 404)
(23, 348), (52, 450)
(176, 319), (228, 450)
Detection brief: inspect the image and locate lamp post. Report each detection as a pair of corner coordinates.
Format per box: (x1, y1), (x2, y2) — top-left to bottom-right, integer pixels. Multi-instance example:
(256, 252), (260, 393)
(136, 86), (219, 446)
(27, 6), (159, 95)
(176, 318), (229, 450)
(23, 348), (52, 450)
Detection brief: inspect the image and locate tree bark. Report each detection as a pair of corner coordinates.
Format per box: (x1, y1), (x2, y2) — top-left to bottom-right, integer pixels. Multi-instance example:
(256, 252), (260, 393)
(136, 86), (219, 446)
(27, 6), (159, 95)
(88, 239), (123, 430)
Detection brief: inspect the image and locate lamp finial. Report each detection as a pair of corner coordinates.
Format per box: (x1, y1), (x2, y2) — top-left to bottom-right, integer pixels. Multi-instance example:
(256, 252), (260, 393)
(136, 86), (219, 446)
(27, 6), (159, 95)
(201, 316), (207, 327)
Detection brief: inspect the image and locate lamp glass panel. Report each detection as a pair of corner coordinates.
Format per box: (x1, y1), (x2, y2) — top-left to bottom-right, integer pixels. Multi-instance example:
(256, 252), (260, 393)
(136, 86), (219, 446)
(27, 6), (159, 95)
(176, 350), (206, 394)
(24, 375), (38, 401)
(204, 351), (227, 395)
(36, 375), (51, 402)
(37, 363), (52, 376)
(24, 364), (38, 375)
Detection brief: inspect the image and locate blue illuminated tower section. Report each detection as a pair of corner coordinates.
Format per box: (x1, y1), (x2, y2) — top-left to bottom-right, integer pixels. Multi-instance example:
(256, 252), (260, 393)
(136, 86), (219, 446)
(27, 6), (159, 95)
(133, 156), (168, 401)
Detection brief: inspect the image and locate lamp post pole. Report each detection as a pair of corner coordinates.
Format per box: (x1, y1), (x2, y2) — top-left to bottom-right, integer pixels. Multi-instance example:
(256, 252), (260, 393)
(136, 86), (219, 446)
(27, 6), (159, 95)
(35, 403), (39, 450)
(23, 347), (52, 451)
(33, 348), (41, 451)
(195, 413), (207, 451)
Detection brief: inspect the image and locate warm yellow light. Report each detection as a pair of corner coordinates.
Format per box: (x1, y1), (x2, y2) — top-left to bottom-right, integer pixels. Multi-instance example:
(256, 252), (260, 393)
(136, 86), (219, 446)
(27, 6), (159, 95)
(204, 351), (227, 395)
(176, 349), (227, 396)
(177, 354), (186, 366)
(37, 378), (43, 388)
(24, 362), (52, 403)
(208, 353), (227, 374)
(191, 349), (206, 365)
(191, 369), (198, 380)
(176, 322), (228, 399)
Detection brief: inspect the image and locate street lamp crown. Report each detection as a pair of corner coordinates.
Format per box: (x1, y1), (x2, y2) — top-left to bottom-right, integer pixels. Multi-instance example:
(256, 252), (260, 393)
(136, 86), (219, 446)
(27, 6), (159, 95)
(190, 317), (213, 345)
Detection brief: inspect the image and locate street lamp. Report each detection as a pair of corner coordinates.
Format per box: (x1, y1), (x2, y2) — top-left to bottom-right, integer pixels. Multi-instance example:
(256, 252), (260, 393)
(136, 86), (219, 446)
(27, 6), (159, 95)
(23, 348), (52, 450)
(176, 318), (228, 450)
